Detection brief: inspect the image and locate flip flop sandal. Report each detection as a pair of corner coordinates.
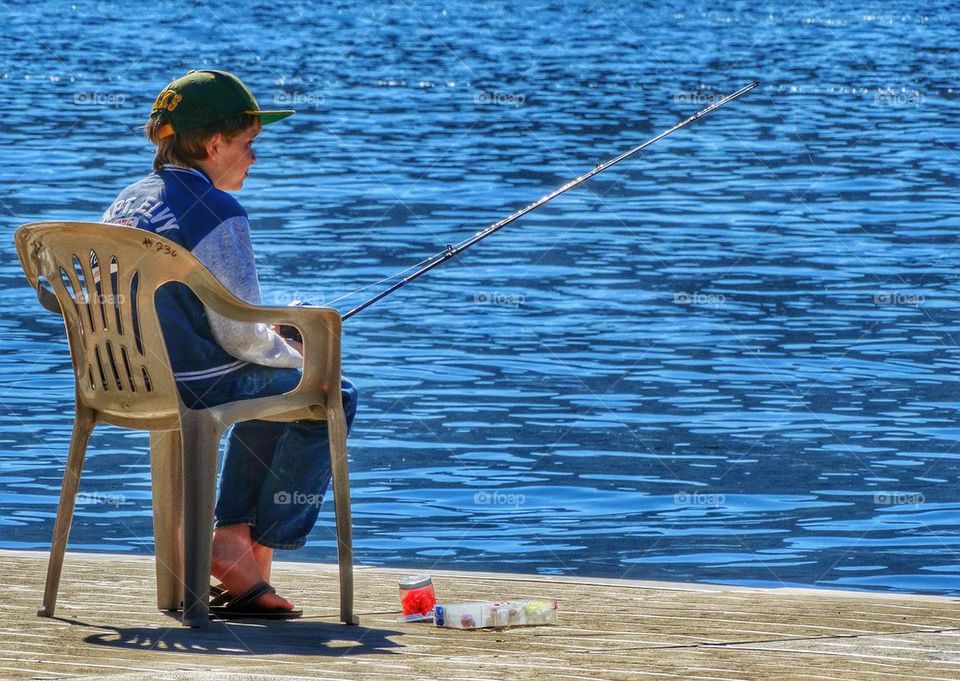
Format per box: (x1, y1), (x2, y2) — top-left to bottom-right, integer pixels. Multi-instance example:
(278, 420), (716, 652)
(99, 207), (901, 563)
(174, 584), (231, 611)
(209, 584), (231, 607)
(209, 582), (303, 620)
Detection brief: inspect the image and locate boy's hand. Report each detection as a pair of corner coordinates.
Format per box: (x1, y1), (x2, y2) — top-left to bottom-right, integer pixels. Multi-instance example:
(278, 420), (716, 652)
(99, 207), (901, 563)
(271, 324), (304, 356)
(272, 323), (302, 343)
(286, 339), (304, 356)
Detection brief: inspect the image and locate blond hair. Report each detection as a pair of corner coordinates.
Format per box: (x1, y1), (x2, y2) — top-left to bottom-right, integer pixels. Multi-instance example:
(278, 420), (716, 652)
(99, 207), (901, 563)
(145, 113), (261, 171)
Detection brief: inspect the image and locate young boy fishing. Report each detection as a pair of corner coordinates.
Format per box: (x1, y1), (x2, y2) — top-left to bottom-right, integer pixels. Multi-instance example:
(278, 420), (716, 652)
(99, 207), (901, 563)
(101, 69), (358, 618)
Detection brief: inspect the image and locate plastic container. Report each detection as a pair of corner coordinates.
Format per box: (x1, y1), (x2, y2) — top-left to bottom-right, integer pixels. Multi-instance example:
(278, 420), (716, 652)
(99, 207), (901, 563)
(434, 598), (558, 629)
(399, 575), (436, 622)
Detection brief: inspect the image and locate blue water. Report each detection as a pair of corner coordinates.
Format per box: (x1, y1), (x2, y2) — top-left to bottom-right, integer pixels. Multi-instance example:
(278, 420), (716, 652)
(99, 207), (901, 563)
(2, 1), (960, 596)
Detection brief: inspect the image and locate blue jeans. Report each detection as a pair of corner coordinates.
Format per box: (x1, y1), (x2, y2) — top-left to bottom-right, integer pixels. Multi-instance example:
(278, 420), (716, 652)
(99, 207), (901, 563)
(178, 364), (358, 550)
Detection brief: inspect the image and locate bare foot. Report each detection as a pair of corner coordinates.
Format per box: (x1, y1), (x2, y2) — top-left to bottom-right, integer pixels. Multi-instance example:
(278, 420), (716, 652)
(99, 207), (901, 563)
(251, 541), (273, 582)
(211, 525), (293, 611)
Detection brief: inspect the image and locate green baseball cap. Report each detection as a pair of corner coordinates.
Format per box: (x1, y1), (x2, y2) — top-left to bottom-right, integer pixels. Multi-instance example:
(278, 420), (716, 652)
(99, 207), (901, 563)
(151, 69), (294, 139)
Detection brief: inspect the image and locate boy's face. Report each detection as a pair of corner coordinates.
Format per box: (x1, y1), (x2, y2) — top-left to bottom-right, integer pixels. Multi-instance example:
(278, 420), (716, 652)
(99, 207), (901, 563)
(201, 124), (259, 191)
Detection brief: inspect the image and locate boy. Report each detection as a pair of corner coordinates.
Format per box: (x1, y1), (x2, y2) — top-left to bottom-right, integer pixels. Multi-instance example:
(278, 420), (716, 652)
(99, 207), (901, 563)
(102, 70), (358, 618)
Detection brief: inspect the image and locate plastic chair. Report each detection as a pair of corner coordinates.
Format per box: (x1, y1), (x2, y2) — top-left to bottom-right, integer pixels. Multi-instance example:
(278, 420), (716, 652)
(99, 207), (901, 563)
(14, 221), (357, 628)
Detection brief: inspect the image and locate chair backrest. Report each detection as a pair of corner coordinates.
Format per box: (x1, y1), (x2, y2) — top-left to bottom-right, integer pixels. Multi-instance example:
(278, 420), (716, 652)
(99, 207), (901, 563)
(15, 221), (214, 429)
(16, 220), (345, 431)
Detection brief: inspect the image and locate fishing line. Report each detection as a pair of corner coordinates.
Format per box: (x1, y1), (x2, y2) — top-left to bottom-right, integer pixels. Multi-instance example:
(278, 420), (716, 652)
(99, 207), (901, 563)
(324, 250), (443, 306)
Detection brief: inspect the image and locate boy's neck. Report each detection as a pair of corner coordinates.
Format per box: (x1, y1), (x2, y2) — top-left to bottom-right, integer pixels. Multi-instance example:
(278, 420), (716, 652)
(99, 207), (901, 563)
(161, 164), (213, 185)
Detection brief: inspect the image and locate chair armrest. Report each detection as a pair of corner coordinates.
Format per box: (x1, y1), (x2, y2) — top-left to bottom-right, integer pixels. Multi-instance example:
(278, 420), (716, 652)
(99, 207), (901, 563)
(183, 278), (343, 398)
(36, 282), (63, 315)
(15, 225), (62, 315)
(101, 226), (343, 403)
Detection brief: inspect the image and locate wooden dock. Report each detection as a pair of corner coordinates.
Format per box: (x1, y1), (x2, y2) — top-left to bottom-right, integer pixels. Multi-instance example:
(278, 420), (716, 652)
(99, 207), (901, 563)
(1, 549), (958, 680)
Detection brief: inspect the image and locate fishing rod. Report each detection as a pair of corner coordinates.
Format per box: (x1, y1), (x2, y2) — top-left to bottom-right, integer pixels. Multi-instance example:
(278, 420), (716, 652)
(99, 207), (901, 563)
(341, 80), (760, 321)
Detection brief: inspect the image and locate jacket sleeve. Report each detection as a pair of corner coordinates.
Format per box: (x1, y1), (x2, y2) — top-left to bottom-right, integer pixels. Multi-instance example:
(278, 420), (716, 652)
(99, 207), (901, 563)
(191, 215), (303, 369)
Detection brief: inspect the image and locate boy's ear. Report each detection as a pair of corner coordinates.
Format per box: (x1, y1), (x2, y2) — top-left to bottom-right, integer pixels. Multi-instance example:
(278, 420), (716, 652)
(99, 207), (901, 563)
(204, 132), (224, 160)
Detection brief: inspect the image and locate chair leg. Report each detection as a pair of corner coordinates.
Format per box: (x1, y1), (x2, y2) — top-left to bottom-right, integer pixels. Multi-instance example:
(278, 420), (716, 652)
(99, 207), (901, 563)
(328, 405), (358, 625)
(150, 429), (183, 611)
(178, 410), (221, 628)
(38, 405), (96, 618)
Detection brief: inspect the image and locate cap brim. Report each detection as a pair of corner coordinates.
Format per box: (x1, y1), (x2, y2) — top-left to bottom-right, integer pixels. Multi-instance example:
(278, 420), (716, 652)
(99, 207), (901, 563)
(251, 110), (295, 126)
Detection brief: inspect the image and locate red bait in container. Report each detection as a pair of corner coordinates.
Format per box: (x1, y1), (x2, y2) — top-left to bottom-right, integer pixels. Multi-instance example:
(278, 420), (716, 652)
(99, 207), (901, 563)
(399, 575), (436, 621)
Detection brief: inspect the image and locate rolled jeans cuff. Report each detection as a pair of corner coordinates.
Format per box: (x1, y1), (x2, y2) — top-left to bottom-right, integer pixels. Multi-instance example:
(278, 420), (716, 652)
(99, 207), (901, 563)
(214, 517), (256, 530)
(250, 529), (307, 551)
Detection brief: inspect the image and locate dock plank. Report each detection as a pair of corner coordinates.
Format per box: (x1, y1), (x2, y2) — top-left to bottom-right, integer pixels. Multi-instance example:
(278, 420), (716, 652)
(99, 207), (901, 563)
(1, 549), (958, 680)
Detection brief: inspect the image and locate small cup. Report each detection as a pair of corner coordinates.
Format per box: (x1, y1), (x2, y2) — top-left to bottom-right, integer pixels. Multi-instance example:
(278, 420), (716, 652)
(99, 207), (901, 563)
(399, 574), (436, 621)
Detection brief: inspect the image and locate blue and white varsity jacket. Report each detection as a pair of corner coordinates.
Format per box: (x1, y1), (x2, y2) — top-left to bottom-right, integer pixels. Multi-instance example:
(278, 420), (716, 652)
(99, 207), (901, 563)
(102, 165), (302, 384)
